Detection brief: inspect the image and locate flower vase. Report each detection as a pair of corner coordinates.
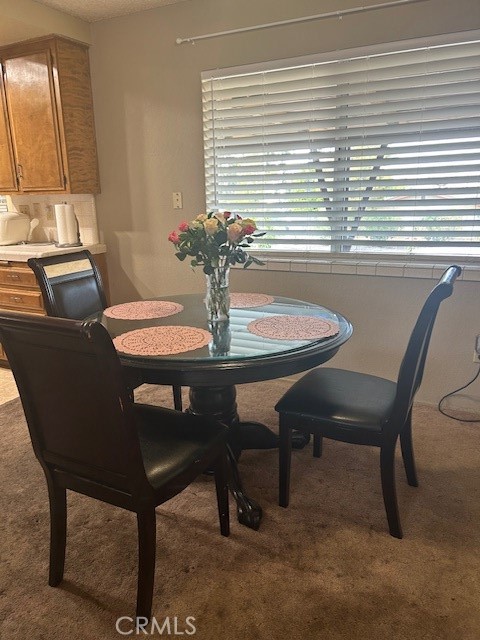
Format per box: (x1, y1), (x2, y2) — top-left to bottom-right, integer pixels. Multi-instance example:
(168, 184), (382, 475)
(205, 267), (230, 322)
(208, 320), (231, 356)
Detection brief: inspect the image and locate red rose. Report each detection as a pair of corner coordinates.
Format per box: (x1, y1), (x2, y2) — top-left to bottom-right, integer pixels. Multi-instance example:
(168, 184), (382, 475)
(243, 224), (255, 236)
(168, 231), (180, 244)
(178, 221), (189, 232)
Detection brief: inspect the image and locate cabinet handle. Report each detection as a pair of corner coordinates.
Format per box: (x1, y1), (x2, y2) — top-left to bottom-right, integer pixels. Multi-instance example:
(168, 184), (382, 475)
(17, 164), (23, 179)
(11, 296), (23, 303)
(7, 273), (20, 279)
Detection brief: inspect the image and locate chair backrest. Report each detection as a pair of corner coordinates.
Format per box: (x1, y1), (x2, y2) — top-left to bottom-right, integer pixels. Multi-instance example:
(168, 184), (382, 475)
(28, 250), (107, 320)
(389, 265), (462, 432)
(0, 313), (148, 499)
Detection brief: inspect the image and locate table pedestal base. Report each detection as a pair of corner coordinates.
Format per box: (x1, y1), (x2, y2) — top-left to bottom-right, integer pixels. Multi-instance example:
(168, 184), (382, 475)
(188, 385), (310, 529)
(189, 385), (267, 530)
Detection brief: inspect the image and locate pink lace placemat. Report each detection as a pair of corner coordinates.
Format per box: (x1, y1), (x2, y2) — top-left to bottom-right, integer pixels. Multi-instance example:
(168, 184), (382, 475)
(113, 326), (211, 356)
(248, 315), (339, 340)
(104, 300), (183, 320)
(230, 293), (275, 308)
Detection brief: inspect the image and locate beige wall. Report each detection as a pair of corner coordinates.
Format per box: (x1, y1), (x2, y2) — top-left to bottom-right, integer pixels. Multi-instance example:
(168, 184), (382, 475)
(0, 0), (91, 46)
(86, 0), (479, 404)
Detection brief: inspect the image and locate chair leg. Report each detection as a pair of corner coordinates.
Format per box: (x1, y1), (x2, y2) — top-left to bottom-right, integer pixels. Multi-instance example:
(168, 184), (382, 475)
(136, 509), (157, 621)
(173, 385), (183, 411)
(380, 440), (403, 539)
(46, 476), (67, 587)
(313, 433), (323, 458)
(400, 410), (419, 487)
(213, 450), (230, 537)
(279, 415), (293, 508)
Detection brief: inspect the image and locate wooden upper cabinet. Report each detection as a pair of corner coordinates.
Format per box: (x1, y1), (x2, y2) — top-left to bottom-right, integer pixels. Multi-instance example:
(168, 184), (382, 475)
(0, 70), (17, 192)
(0, 35), (100, 194)
(4, 49), (64, 191)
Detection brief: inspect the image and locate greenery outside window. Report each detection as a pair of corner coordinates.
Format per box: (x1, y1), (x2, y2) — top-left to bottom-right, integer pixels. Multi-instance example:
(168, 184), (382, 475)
(202, 33), (480, 259)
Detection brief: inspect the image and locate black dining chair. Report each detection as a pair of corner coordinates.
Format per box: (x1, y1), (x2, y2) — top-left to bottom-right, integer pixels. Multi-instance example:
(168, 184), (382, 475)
(28, 250), (108, 320)
(28, 251), (183, 410)
(0, 312), (229, 620)
(275, 265), (462, 539)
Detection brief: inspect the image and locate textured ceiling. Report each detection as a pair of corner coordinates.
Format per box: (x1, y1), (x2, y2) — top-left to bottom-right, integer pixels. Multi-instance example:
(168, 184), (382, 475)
(32, 0), (190, 22)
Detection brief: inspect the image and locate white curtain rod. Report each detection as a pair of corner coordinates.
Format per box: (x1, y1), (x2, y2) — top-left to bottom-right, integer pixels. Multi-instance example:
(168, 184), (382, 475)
(176, 0), (429, 45)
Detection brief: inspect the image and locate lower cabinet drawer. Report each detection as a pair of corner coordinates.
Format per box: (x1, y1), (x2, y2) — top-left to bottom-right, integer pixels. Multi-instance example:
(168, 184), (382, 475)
(0, 267), (38, 288)
(0, 287), (44, 312)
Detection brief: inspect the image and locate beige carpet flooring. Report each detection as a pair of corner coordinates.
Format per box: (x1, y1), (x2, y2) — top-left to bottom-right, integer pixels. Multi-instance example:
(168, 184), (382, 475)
(1, 379), (479, 639)
(0, 366), (19, 404)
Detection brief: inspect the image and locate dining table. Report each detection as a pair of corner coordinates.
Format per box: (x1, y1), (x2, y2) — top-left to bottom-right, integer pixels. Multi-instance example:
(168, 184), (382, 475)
(91, 292), (353, 530)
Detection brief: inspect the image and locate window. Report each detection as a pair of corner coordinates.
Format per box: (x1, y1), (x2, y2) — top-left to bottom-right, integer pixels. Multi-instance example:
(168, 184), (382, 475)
(202, 35), (480, 257)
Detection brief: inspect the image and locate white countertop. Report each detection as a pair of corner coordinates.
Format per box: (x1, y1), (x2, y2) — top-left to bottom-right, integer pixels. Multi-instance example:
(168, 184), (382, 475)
(0, 243), (106, 262)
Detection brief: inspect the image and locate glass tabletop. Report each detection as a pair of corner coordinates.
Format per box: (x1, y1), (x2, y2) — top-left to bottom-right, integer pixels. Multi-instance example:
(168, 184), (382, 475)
(94, 293), (352, 364)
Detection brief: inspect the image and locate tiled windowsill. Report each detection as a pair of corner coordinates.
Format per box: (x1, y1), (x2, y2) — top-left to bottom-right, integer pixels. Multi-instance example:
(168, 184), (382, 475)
(234, 255), (480, 282)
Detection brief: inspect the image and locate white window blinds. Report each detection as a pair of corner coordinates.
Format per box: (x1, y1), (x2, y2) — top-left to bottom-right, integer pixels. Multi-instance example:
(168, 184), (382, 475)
(0, 196), (7, 213)
(202, 38), (480, 256)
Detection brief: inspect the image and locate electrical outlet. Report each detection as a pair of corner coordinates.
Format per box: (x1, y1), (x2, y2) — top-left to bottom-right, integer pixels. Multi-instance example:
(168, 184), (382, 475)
(45, 204), (54, 221)
(32, 203), (41, 216)
(474, 334), (480, 363)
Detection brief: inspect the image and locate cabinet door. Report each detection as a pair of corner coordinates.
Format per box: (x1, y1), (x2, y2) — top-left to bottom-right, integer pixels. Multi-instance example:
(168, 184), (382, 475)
(4, 49), (65, 192)
(0, 67), (17, 192)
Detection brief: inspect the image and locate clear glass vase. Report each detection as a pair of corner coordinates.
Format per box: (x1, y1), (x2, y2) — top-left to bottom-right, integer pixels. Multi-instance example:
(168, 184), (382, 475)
(205, 267), (230, 322)
(208, 320), (231, 356)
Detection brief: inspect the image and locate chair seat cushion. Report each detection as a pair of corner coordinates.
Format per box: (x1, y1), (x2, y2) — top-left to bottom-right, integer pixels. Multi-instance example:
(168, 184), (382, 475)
(134, 403), (227, 490)
(275, 368), (397, 432)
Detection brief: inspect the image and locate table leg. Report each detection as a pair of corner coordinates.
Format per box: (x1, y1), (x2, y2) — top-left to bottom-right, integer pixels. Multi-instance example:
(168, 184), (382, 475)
(188, 385), (262, 530)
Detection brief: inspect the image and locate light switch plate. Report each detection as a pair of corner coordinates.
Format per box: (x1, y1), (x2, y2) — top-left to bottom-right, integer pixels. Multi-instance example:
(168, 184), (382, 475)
(172, 192), (183, 209)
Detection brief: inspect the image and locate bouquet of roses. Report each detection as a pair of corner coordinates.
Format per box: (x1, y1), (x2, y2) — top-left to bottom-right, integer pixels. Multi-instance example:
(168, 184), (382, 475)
(168, 211), (265, 274)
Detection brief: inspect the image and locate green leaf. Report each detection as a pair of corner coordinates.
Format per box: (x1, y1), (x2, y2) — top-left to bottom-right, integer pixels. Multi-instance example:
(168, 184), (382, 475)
(203, 264), (214, 275)
(175, 252), (187, 261)
(215, 230), (227, 245)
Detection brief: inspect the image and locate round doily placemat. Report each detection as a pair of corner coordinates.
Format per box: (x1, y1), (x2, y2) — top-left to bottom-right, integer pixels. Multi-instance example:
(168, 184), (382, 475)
(104, 300), (183, 320)
(230, 293), (275, 308)
(113, 326), (211, 356)
(248, 315), (339, 340)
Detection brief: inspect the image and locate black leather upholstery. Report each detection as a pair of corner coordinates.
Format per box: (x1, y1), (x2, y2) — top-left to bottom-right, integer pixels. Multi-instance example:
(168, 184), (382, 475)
(276, 266), (462, 539)
(0, 313), (229, 619)
(275, 368), (396, 432)
(135, 403), (228, 490)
